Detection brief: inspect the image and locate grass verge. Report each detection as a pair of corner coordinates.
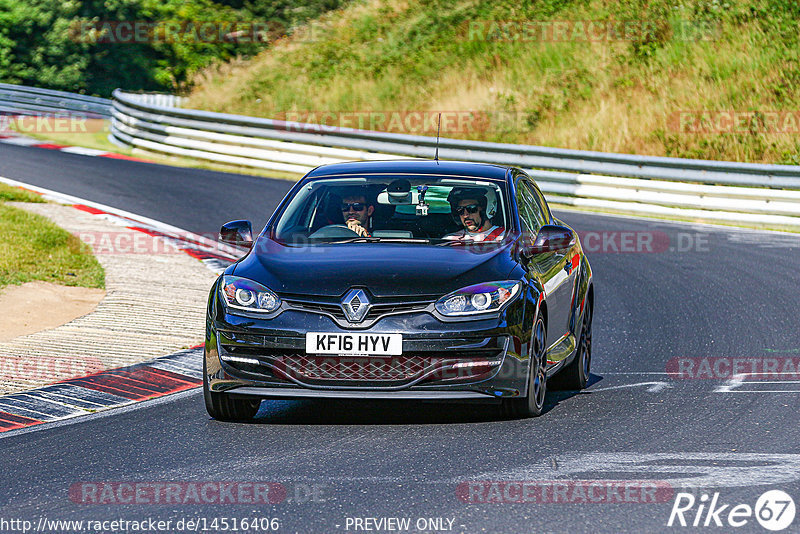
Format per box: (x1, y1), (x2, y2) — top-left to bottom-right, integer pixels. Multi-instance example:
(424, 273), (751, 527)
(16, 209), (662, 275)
(0, 183), (44, 203)
(186, 0), (800, 165)
(0, 185), (104, 289)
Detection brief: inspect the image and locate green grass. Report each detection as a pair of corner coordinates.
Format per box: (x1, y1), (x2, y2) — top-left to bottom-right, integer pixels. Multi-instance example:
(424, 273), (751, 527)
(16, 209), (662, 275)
(0, 188), (104, 289)
(0, 183), (44, 203)
(19, 123), (121, 154)
(186, 0), (800, 165)
(11, 119), (130, 154)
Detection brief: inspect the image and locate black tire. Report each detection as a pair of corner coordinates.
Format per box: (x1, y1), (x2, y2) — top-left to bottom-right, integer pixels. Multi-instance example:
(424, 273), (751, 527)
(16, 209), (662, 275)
(203, 360), (260, 422)
(502, 314), (547, 418)
(556, 303), (592, 390)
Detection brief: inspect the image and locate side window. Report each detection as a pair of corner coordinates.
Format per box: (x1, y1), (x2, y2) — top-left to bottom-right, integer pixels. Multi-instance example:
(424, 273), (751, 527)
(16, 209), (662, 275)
(527, 181), (552, 224)
(516, 179), (545, 234)
(515, 179), (533, 235)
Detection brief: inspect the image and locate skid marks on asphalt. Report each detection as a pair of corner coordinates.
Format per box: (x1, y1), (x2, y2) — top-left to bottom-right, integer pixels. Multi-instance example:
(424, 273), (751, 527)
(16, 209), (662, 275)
(455, 452), (800, 491)
(588, 371), (800, 397)
(581, 372), (686, 396)
(714, 372), (800, 394)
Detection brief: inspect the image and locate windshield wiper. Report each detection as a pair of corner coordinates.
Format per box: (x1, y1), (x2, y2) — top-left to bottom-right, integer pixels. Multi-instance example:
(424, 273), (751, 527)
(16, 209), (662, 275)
(436, 239), (501, 246)
(381, 238), (431, 243)
(330, 237), (431, 244)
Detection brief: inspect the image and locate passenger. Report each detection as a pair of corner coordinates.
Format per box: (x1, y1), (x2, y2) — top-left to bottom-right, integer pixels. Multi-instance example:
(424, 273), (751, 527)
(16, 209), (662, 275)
(444, 188), (505, 242)
(341, 192), (375, 237)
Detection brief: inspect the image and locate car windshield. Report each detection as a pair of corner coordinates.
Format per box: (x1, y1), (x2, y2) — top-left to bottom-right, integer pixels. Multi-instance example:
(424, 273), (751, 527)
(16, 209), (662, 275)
(271, 175), (511, 245)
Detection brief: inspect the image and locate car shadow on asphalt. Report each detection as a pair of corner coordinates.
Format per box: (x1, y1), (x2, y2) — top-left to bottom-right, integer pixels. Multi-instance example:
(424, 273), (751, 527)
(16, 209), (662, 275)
(235, 374), (604, 425)
(543, 373), (604, 415)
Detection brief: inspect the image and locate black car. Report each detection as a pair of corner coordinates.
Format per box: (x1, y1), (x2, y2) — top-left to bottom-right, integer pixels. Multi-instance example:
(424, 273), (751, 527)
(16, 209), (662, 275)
(204, 160), (593, 420)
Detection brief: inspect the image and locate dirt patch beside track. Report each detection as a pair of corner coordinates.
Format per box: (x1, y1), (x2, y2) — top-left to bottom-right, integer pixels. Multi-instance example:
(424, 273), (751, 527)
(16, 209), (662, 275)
(0, 281), (105, 342)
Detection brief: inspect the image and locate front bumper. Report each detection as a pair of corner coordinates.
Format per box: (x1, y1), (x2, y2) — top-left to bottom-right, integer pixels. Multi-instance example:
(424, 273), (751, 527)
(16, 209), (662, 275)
(205, 291), (532, 402)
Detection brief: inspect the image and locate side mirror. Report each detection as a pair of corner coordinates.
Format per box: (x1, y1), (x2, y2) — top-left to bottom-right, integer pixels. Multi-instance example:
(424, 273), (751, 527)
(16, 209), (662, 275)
(524, 224), (575, 256)
(219, 220), (253, 248)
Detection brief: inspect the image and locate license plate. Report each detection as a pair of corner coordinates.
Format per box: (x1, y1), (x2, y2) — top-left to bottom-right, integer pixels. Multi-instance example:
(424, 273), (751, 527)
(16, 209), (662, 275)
(305, 332), (403, 356)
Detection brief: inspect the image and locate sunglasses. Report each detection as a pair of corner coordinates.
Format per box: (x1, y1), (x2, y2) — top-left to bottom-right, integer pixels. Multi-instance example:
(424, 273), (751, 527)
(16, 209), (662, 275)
(341, 202), (367, 212)
(455, 204), (480, 216)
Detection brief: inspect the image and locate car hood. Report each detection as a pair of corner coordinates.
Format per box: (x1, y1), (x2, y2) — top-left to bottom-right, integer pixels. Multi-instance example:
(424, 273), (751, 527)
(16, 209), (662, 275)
(231, 238), (518, 298)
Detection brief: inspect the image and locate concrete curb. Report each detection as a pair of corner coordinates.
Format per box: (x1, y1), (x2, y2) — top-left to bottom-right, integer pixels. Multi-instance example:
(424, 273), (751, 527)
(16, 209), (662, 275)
(0, 347), (203, 433)
(0, 180), (237, 405)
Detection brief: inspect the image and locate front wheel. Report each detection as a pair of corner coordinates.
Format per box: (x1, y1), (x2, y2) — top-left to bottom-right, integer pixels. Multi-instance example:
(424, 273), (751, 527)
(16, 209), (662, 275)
(203, 359), (260, 422)
(502, 314), (547, 418)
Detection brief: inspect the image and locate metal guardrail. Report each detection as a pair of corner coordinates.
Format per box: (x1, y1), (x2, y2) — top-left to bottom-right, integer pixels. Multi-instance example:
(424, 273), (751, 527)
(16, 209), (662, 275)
(121, 92), (185, 109)
(8, 81), (796, 228)
(0, 83), (111, 118)
(110, 89), (800, 229)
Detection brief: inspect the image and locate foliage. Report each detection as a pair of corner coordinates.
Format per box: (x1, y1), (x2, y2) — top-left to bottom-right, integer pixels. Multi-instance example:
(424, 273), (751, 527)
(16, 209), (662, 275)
(186, 0), (800, 163)
(0, 0), (346, 96)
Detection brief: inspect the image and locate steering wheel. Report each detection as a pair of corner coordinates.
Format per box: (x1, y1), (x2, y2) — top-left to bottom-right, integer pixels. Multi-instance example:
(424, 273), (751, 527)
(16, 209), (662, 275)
(308, 224), (360, 239)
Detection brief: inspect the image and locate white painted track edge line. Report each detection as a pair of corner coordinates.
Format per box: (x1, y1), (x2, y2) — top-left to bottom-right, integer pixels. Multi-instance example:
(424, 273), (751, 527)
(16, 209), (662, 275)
(716, 390), (800, 393)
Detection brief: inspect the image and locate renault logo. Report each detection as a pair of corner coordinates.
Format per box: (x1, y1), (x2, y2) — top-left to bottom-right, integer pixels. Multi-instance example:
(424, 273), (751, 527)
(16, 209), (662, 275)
(341, 289), (371, 323)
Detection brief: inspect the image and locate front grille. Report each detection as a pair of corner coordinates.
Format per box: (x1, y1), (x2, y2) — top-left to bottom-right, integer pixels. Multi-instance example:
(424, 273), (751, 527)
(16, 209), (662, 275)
(283, 296), (433, 323)
(368, 302), (431, 316)
(221, 348), (504, 386)
(275, 354), (430, 381)
(285, 301), (342, 316)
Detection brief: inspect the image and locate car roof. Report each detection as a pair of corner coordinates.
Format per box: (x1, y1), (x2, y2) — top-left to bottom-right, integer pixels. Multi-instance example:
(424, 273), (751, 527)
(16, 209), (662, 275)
(305, 160), (512, 182)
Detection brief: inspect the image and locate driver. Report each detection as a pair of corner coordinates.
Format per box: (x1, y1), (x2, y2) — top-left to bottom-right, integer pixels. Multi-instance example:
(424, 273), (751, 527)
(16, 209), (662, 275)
(341, 192), (375, 237)
(444, 187), (505, 242)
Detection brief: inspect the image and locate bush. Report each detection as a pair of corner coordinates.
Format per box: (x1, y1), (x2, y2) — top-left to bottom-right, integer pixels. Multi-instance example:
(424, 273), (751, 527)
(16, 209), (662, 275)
(0, 0), (346, 96)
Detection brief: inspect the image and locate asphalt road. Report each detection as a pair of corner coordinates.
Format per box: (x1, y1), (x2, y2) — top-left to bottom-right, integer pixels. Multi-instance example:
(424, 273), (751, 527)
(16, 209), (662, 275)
(2, 144), (800, 534)
(0, 143), (292, 234)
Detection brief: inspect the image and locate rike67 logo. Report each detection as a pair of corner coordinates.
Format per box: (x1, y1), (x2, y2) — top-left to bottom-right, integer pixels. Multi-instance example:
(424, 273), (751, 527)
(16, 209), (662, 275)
(668, 490), (796, 531)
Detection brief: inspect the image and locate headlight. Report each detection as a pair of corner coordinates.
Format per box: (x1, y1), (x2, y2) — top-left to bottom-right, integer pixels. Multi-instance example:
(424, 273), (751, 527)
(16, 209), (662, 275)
(220, 275), (281, 313)
(435, 281), (521, 316)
